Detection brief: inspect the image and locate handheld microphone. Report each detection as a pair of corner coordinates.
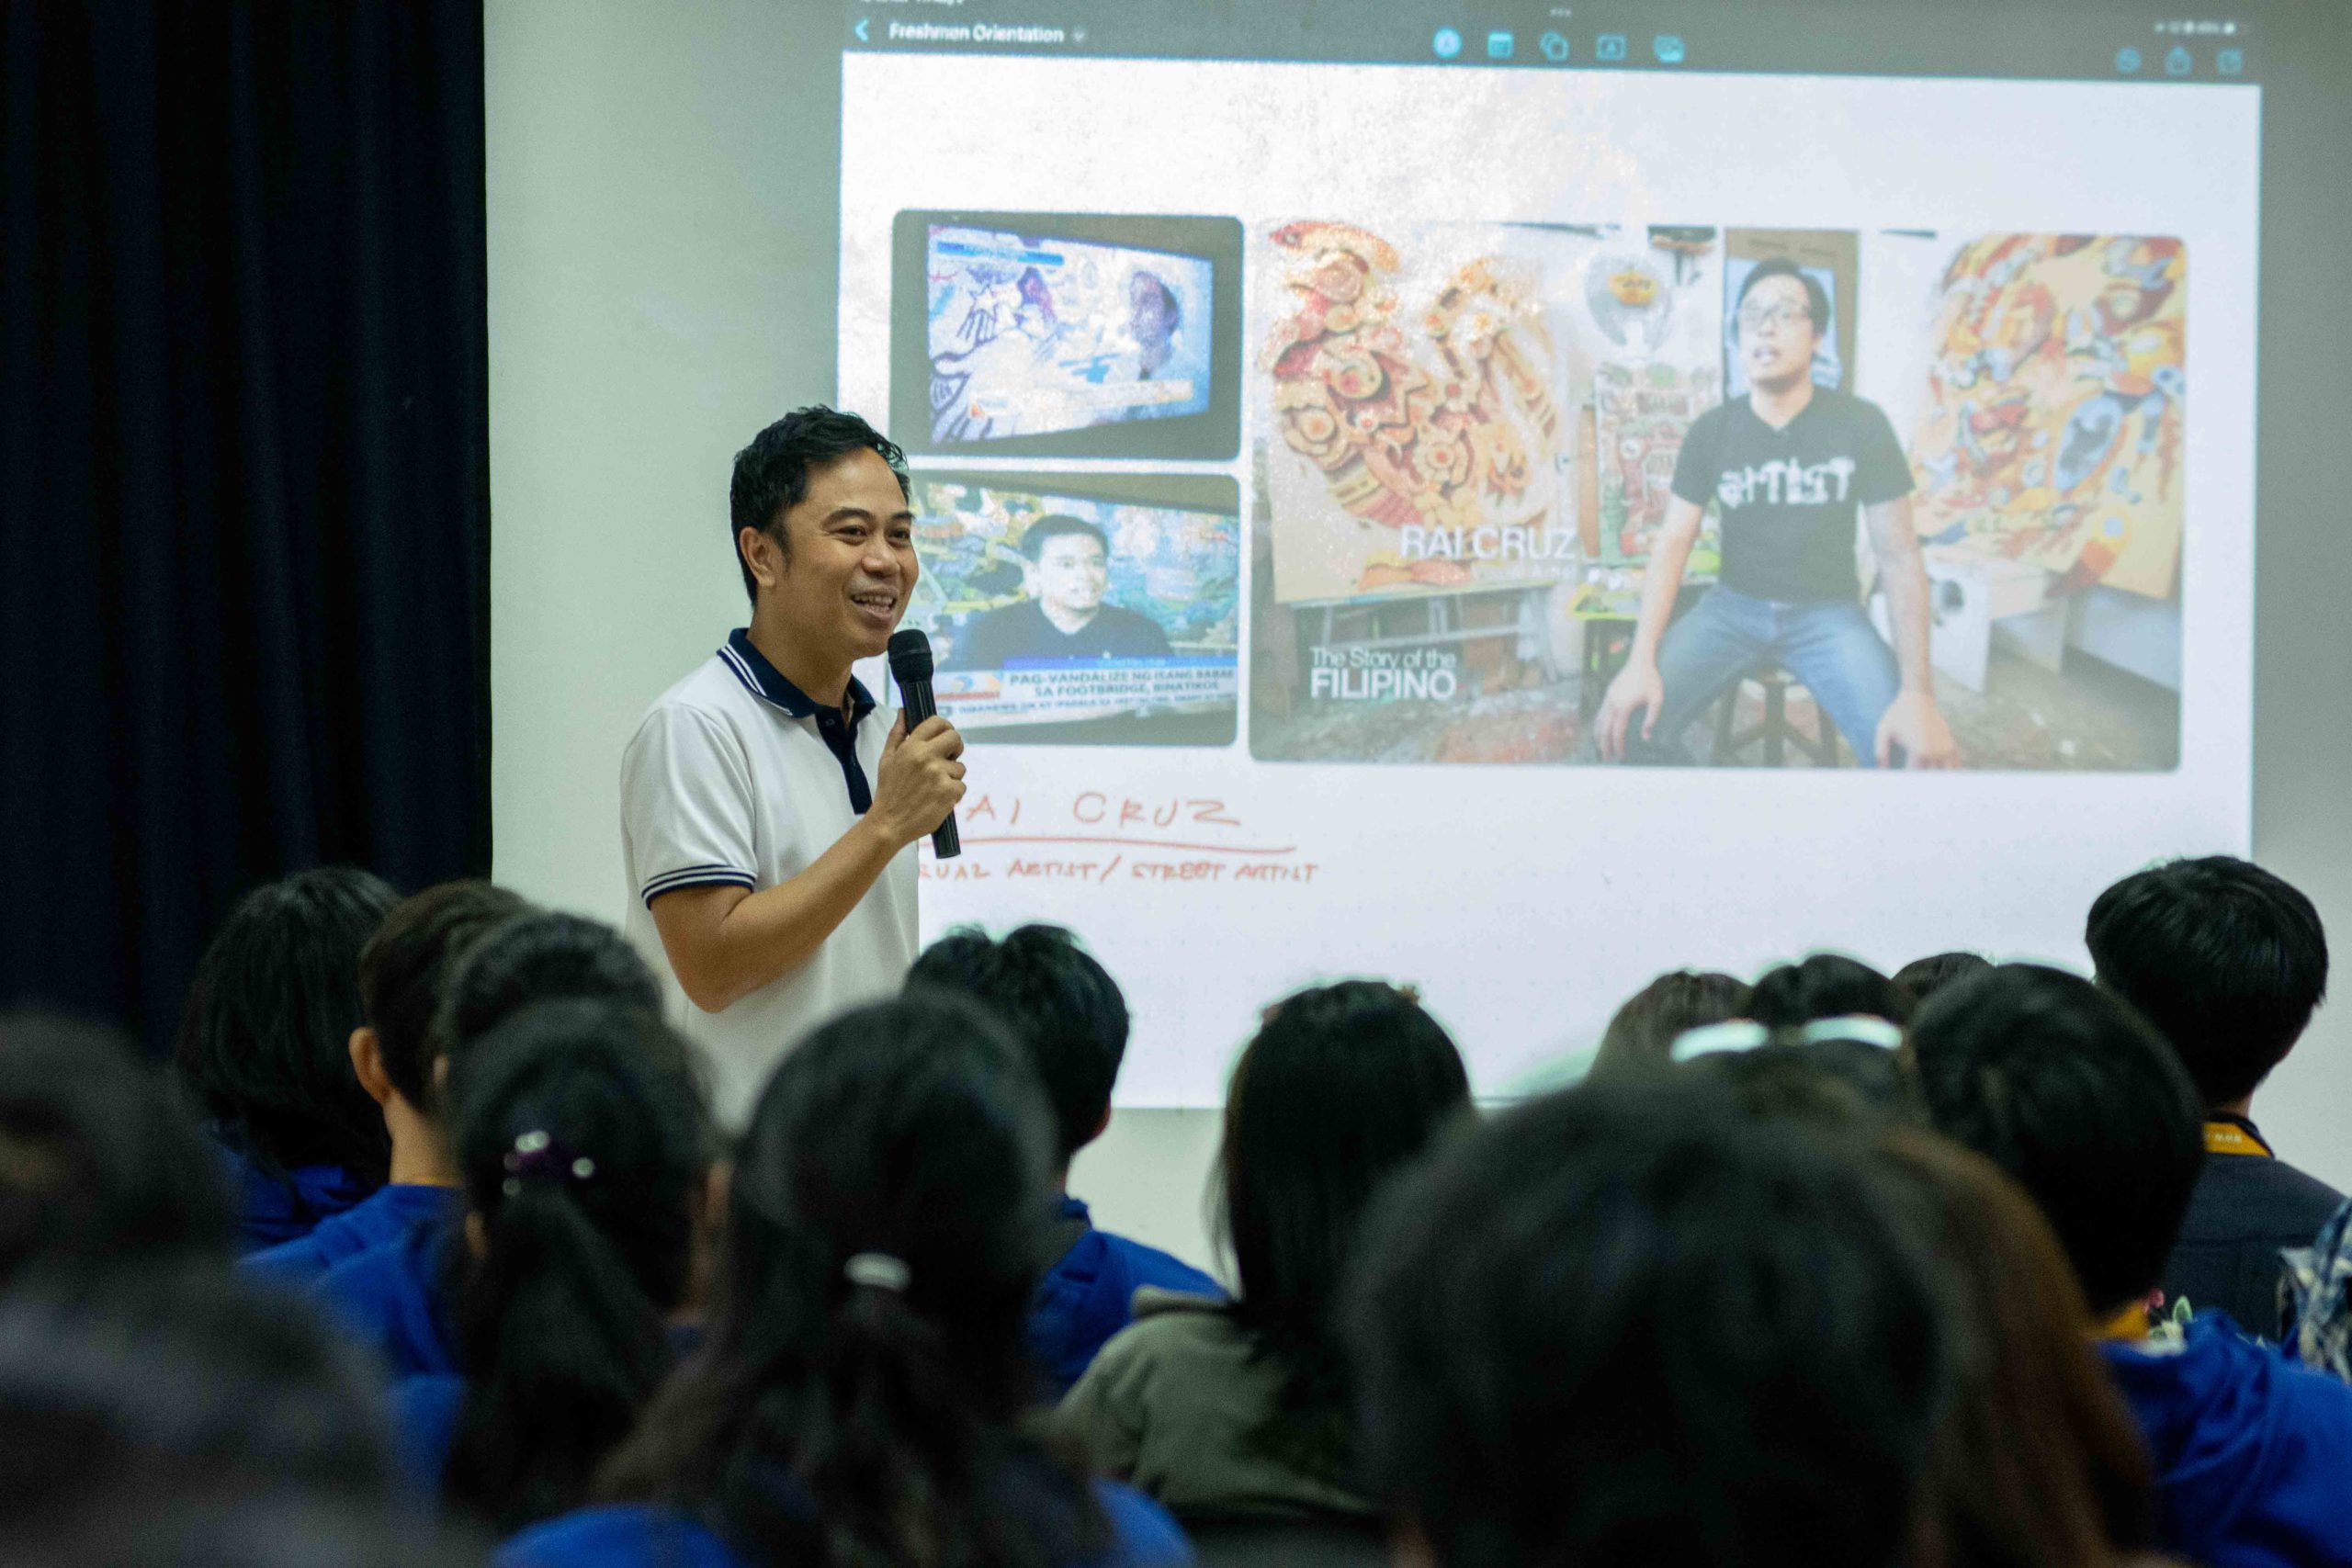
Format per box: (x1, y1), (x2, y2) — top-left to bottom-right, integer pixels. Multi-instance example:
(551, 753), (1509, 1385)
(885, 629), (961, 860)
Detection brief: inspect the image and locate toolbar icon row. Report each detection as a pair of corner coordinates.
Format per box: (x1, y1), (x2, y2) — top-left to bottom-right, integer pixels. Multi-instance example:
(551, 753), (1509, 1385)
(1436, 28), (1684, 63)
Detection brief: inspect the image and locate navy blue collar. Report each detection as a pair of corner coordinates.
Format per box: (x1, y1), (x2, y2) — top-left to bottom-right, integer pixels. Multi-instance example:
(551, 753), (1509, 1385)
(719, 629), (875, 722)
(718, 630), (878, 815)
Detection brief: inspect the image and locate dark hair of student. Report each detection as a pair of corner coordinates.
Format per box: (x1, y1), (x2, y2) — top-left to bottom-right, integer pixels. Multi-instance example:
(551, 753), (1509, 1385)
(1905, 964), (2204, 1315)
(599, 992), (1109, 1568)
(729, 405), (911, 599)
(1589, 968), (1749, 1077)
(1219, 980), (1472, 1481)
(1747, 952), (1912, 1028)
(434, 911), (663, 1066)
(2085, 855), (2330, 1109)
(174, 866), (401, 1187)
(1893, 951), (1995, 1004)
(1685, 1034), (1915, 1131)
(2, 1492), (486, 1568)
(1019, 513), (1111, 561)
(1871, 1130), (2156, 1568)
(441, 999), (708, 1534)
(1736, 254), (1834, 333)
(0, 1260), (401, 1524)
(0, 1012), (232, 1287)
(356, 880), (533, 1110)
(1342, 1077), (1947, 1568)
(907, 923), (1128, 1168)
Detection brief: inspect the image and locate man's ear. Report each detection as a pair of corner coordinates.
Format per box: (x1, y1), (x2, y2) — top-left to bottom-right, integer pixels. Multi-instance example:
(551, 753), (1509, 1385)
(741, 524), (786, 593)
(1086, 1104), (1113, 1147)
(347, 1027), (395, 1110)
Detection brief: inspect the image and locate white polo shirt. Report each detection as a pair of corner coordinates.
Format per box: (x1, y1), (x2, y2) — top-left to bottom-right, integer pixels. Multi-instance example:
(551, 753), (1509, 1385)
(620, 629), (919, 1130)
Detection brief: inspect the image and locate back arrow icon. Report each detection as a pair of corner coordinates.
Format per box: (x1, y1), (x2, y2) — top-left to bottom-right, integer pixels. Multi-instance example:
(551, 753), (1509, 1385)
(854, 16), (869, 41)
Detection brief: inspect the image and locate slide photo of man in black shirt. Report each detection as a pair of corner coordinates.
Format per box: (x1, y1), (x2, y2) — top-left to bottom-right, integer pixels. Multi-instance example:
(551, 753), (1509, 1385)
(1595, 258), (1959, 768)
(952, 514), (1175, 669)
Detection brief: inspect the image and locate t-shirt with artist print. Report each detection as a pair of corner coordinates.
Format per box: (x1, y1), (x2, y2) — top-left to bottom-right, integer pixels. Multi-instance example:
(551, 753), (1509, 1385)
(1670, 388), (1915, 604)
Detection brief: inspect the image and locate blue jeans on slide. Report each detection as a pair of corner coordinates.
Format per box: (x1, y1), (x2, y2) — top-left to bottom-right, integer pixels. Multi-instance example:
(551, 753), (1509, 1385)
(1625, 586), (1903, 766)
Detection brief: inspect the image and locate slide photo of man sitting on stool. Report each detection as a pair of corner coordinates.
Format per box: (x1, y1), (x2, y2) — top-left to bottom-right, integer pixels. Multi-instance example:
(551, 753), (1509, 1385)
(1595, 257), (1959, 769)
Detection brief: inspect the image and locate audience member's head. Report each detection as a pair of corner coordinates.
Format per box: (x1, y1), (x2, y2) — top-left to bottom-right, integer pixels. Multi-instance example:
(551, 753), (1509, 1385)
(1344, 1077), (1947, 1568)
(1219, 980), (1472, 1468)
(1682, 1032), (1914, 1132)
(1871, 1129), (2156, 1568)
(435, 911), (663, 1069)
(2086, 855), (2330, 1111)
(603, 992), (1113, 1565)
(0, 1012), (232, 1288)
(174, 867), (401, 1187)
(442, 998), (710, 1534)
(1905, 964), (2203, 1317)
(1589, 968), (1749, 1077)
(1747, 952), (1912, 1029)
(1893, 951), (1994, 1004)
(907, 923), (1128, 1173)
(352, 880), (532, 1126)
(0, 1261), (401, 1553)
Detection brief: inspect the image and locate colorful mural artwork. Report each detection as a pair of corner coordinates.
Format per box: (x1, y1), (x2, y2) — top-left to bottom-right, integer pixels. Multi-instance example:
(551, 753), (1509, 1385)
(1909, 234), (2185, 599)
(1259, 221), (1574, 604)
(1594, 359), (1722, 569)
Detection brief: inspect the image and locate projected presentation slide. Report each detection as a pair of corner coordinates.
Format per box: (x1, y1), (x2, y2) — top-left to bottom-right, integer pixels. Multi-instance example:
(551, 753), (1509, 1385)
(1250, 221), (2187, 771)
(914, 470), (1240, 747)
(891, 211), (1243, 458)
(838, 51), (2255, 1102)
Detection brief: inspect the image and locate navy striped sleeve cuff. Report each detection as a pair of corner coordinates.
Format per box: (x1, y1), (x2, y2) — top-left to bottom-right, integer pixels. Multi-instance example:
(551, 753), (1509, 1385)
(640, 864), (757, 907)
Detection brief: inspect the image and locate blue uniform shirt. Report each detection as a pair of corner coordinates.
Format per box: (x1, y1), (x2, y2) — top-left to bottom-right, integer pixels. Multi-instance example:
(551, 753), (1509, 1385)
(1030, 1196), (1226, 1397)
(313, 1220), (459, 1378)
(220, 1145), (369, 1254)
(2101, 1311), (2352, 1568)
(244, 1183), (461, 1284)
(499, 1482), (1192, 1568)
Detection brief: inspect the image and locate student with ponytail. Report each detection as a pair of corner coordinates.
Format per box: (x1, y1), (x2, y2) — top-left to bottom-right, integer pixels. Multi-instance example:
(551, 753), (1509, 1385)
(503, 992), (1190, 1568)
(314, 911), (671, 1379)
(393, 997), (711, 1534)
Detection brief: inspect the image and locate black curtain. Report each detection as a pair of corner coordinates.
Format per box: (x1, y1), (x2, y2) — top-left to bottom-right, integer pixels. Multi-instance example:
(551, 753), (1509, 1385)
(1, 0), (490, 1054)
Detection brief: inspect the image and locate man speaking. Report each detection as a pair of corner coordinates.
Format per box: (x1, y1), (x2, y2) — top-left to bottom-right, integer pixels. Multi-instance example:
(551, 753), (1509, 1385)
(621, 408), (965, 1127)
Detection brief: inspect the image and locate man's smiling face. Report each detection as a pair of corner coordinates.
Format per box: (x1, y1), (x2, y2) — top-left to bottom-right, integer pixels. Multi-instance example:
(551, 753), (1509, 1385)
(760, 446), (917, 666)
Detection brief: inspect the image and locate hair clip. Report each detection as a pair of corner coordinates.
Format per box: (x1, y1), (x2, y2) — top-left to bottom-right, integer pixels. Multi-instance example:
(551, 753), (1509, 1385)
(843, 1252), (910, 1292)
(501, 1128), (594, 1196)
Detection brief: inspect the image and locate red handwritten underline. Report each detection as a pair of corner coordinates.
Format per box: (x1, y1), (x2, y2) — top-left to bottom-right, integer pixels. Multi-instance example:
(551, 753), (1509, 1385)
(951, 835), (1299, 856)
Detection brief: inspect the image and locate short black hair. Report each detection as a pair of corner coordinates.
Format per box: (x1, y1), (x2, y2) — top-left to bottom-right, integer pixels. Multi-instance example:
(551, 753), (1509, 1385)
(1736, 255), (1832, 335)
(1686, 1034), (1917, 1133)
(1589, 969), (1749, 1078)
(0, 1012), (232, 1288)
(1344, 1077), (1946, 1568)
(2086, 856), (2329, 1108)
(728, 406), (910, 603)
(356, 881), (532, 1111)
(1747, 953), (1910, 1028)
(434, 912), (664, 1071)
(1905, 964), (2204, 1315)
(1893, 952), (1994, 1004)
(1017, 513), (1109, 562)
(173, 867), (401, 1185)
(907, 924), (1128, 1167)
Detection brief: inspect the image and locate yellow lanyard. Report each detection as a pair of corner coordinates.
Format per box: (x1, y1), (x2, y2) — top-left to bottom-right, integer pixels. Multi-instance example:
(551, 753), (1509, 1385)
(2204, 1120), (2274, 1158)
(2095, 1302), (2152, 1341)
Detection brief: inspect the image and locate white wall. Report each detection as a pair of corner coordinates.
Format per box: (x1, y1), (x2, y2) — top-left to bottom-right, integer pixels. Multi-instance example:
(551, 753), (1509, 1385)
(486, 0), (2352, 1228)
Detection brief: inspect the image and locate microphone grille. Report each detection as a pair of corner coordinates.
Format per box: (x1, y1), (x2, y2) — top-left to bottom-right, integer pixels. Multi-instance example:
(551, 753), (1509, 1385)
(886, 628), (933, 681)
